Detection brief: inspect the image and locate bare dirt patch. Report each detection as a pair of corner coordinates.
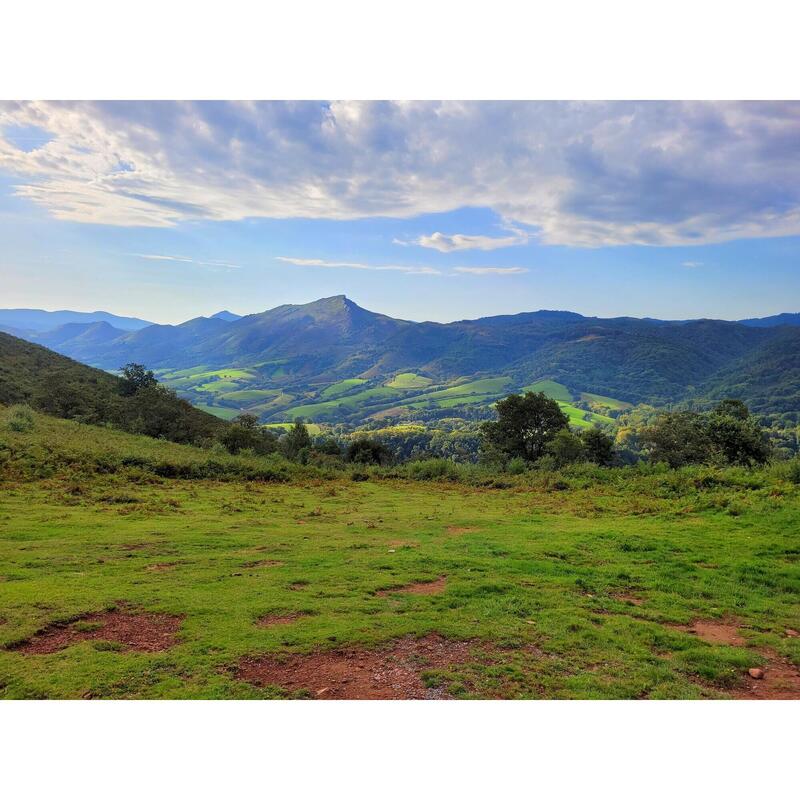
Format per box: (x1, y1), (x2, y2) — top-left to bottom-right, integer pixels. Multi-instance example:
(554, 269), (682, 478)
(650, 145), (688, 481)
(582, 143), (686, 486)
(732, 652), (800, 700)
(236, 633), (483, 699)
(242, 559), (284, 569)
(612, 593), (644, 606)
(11, 609), (183, 655)
(446, 526), (478, 535)
(376, 576), (447, 597)
(680, 619), (746, 647)
(257, 612), (311, 627)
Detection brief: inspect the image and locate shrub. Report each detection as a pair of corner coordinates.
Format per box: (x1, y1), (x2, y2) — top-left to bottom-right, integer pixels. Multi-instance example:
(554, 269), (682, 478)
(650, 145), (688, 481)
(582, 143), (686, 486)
(404, 458), (460, 481)
(6, 405), (35, 433)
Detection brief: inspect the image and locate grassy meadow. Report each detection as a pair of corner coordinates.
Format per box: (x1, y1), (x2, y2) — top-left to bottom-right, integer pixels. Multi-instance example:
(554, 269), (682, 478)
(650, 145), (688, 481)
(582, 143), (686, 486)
(1, 407), (799, 699)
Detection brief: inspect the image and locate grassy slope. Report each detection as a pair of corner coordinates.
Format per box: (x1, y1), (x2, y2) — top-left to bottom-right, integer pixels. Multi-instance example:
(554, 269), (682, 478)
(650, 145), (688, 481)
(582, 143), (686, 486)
(521, 380), (616, 428)
(1, 409), (800, 699)
(387, 373), (433, 389)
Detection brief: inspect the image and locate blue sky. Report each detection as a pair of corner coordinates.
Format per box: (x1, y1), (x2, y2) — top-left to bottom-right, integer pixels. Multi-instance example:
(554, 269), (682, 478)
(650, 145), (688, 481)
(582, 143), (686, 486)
(1, 101), (799, 324)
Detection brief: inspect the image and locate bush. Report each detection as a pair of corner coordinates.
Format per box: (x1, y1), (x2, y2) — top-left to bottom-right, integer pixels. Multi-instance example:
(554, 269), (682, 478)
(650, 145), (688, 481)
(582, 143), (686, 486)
(6, 405), (34, 433)
(403, 458), (461, 481)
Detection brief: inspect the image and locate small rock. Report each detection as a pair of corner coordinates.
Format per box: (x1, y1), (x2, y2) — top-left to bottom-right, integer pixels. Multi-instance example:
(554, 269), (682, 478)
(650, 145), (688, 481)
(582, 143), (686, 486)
(785, 629), (799, 638)
(525, 620), (536, 625)
(388, 549), (396, 553)
(748, 667), (765, 680)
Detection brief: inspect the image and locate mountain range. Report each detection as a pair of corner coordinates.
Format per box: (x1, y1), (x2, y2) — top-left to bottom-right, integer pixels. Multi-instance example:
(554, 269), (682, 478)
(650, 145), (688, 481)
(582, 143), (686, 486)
(1, 297), (798, 424)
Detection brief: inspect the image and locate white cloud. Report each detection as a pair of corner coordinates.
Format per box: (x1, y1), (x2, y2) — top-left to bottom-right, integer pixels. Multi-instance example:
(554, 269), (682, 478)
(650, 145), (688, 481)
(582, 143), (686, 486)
(134, 253), (241, 269)
(682, 260), (703, 268)
(453, 266), (528, 275)
(399, 230), (529, 252)
(2, 101), (800, 246)
(276, 256), (440, 275)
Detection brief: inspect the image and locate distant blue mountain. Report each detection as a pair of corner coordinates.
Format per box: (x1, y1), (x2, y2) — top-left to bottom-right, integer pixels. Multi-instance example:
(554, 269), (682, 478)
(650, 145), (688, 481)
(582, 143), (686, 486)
(210, 310), (242, 322)
(0, 308), (153, 334)
(738, 313), (800, 328)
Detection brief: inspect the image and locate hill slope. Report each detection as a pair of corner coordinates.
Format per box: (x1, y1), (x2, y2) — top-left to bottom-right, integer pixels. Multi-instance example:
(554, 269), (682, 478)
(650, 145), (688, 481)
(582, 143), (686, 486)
(6, 297), (797, 424)
(0, 332), (224, 444)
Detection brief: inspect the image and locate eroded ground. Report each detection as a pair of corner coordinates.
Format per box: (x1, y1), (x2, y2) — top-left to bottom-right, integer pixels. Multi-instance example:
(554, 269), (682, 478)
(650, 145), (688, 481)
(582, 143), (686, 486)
(1, 478), (799, 699)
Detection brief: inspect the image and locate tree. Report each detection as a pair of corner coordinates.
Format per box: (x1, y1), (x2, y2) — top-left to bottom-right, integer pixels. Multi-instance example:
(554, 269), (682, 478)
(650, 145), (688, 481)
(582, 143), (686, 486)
(640, 411), (712, 467)
(221, 414), (277, 455)
(346, 438), (391, 466)
(545, 428), (585, 467)
(480, 392), (569, 463)
(580, 427), (615, 466)
(282, 419), (312, 461)
(314, 437), (342, 457)
(641, 400), (771, 468)
(120, 363), (157, 396)
(706, 401), (771, 466)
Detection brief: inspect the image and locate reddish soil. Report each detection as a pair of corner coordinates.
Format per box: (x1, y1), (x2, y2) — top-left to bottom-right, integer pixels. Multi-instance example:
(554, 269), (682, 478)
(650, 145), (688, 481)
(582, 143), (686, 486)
(11, 609), (183, 655)
(732, 654), (800, 700)
(678, 619), (746, 646)
(236, 633), (483, 699)
(376, 576), (447, 597)
(674, 618), (800, 698)
(257, 612), (311, 627)
(612, 593), (644, 606)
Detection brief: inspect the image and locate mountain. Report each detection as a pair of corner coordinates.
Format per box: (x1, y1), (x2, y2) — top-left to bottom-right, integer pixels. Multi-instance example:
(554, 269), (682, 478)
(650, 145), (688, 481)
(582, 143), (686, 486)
(210, 310), (242, 322)
(4, 296), (798, 425)
(738, 312), (800, 328)
(0, 308), (153, 335)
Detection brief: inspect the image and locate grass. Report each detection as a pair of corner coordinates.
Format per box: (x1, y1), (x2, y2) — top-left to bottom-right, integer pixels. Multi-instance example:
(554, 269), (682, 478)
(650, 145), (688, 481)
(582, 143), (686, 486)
(1, 408), (799, 699)
(386, 373), (433, 390)
(263, 422), (323, 436)
(193, 404), (242, 421)
(522, 380), (574, 403)
(219, 389), (281, 404)
(581, 392), (633, 411)
(319, 379), (368, 399)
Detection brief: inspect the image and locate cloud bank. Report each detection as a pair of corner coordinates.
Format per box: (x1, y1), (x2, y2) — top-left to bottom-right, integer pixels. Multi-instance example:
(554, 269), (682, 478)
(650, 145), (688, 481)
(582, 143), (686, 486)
(397, 229), (529, 252)
(2, 101), (800, 246)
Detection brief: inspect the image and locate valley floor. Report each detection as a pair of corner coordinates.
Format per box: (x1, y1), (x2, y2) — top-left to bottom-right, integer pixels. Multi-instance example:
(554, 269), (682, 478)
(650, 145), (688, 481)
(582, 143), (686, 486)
(1, 475), (799, 699)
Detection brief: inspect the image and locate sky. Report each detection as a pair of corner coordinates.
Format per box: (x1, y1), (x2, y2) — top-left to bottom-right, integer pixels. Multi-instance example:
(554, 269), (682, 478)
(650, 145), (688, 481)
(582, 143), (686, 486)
(1, 100), (799, 325)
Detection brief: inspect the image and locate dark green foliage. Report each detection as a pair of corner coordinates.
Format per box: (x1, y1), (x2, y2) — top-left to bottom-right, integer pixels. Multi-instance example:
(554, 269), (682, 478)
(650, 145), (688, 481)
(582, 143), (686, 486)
(119, 363), (157, 396)
(705, 401), (771, 466)
(314, 437), (343, 457)
(545, 429), (585, 467)
(642, 401), (771, 468)
(281, 420), (312, 461)
(580, 427), (615, 466)
(346, 438), (392, 466)
(480, 392), (569, 463)
(220, 414), (278, 455)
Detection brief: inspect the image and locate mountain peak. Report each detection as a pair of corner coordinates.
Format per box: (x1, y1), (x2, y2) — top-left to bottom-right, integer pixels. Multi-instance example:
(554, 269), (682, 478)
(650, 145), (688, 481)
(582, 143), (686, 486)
(210, 310), (242, 322)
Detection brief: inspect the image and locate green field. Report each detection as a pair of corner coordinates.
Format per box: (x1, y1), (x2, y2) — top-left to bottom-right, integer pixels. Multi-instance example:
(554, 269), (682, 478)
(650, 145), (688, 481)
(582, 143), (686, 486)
(522, 379), (574, 403)
(192, 404), (242, 421)
(262, 422), (323, 436)
(219, 389), (282, 404)
(386, 372), (433, 389)
(581, 392), (634, 411)
(319, 378), (368, 399)
(2, 409), (799, 699)
(520, 380), (616, 428)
